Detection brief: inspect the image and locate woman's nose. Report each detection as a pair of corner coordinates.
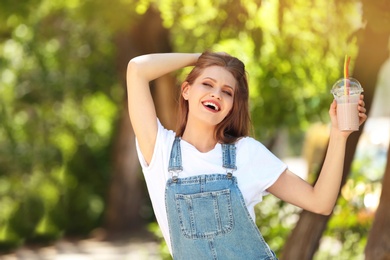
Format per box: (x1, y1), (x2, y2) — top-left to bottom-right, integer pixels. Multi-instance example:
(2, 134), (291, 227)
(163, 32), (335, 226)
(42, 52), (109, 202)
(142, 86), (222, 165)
(210, 88), (222, 99)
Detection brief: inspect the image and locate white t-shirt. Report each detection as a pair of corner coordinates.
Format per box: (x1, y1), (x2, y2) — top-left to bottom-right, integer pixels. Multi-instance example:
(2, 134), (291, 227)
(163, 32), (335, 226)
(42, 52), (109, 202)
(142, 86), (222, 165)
(135, 119), (287, 254)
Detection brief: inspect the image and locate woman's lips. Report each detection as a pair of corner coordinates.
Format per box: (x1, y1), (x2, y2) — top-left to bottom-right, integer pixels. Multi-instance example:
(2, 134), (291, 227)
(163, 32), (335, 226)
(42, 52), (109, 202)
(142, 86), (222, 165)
(202, 101), (221, 111)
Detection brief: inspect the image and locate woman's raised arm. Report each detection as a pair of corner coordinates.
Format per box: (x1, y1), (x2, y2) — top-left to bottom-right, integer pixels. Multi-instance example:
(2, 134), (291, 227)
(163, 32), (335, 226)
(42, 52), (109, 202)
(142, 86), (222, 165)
(126, 53), (200, 164)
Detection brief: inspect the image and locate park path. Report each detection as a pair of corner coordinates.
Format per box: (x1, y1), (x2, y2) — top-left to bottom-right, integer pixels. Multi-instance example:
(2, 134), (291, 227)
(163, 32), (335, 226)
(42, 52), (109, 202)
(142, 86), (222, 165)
(0, 230), (162, 260)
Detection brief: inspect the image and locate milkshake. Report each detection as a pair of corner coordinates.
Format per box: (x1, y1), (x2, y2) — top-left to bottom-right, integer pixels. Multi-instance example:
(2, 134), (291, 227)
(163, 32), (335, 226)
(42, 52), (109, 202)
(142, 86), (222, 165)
(331, 78), (363, 131)
(336, 102), (359, 131)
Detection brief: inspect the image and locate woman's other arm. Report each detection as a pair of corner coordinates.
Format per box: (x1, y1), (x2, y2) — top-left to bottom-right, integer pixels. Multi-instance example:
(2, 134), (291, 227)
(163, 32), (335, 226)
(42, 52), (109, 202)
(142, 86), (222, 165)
(268, 96), (367, 215)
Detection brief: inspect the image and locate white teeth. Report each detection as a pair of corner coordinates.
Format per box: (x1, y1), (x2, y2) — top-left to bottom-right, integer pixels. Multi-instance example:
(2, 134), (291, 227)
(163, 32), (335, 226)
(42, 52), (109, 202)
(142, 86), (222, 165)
(203, 102), (219, 111)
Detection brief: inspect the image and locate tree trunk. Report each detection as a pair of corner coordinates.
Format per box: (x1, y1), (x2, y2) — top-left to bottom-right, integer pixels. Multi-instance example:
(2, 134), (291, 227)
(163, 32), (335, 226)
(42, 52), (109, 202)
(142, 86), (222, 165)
(104, 7), (175, 236)
(281, 24), (390, 260)
(365, 140), (390, 259)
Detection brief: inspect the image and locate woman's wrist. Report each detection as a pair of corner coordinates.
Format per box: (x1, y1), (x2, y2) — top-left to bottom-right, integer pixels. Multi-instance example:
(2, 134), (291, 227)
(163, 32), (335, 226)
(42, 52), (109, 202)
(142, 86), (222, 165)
(190, 53), (202, 66)
(329, 127), (349, 142)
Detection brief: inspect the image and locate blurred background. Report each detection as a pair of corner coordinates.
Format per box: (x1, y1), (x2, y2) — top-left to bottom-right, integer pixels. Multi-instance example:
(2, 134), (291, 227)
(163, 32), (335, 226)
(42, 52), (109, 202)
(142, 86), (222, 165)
(1, 0), (389, 259)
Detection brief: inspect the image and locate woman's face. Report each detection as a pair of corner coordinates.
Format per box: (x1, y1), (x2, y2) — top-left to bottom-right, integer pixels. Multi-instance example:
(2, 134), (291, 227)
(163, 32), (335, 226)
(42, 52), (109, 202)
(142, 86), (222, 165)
(182, 66), (236, 127)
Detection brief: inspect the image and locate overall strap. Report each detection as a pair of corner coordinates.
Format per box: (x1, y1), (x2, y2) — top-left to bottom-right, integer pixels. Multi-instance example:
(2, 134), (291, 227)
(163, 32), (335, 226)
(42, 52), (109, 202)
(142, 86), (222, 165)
(221, 143), (237, 178)
(168, 137), (183, 173)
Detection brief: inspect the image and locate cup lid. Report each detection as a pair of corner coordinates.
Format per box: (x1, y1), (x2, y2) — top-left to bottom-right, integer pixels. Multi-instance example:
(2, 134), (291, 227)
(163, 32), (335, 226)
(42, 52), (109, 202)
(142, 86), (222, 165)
(331, 78), (363, 97)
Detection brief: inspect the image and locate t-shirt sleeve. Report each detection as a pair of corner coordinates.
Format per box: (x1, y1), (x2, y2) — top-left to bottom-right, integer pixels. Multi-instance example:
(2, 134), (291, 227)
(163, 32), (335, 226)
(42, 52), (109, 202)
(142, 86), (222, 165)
(238, 137), (288, 197)
(135, 118), (175, 173)
(257, 142), (287, 196)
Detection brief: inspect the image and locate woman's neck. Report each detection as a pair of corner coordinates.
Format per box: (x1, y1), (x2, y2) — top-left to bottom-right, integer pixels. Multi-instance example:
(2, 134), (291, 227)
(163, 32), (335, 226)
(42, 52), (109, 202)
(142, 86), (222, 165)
(181, 124), (217, 153)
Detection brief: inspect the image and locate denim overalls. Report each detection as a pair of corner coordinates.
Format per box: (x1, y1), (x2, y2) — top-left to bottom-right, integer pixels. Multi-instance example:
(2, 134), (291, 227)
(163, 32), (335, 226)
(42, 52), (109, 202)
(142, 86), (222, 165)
(165, 137), (277, 260)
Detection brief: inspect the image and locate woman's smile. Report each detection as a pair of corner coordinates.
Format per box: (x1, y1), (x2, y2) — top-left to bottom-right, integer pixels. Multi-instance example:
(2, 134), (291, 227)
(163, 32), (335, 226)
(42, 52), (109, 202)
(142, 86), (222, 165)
(202, 100), (221, 112)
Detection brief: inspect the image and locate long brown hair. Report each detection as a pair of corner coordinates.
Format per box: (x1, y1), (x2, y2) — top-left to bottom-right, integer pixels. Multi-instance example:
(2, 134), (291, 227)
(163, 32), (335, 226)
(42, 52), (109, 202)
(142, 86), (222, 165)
(176, 51), (251, 144)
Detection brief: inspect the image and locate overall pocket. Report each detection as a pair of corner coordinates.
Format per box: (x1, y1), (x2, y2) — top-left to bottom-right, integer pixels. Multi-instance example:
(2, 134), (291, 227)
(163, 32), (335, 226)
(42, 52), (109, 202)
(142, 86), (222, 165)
(174, 188), (234, 239)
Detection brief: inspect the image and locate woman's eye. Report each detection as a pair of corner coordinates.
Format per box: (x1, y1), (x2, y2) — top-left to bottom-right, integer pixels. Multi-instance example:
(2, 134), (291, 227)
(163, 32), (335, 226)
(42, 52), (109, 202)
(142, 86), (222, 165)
(223, 91), (232, 96)
(203, 83), (212, 87)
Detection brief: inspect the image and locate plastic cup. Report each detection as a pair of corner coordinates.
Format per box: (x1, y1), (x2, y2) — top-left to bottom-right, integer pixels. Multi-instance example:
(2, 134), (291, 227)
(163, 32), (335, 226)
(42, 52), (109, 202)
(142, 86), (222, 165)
(331, 78), (363, 131)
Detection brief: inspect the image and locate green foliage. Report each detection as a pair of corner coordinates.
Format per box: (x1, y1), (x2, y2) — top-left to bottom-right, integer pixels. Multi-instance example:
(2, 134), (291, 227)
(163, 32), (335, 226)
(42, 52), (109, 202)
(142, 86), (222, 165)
(313, 144), (384, 259)
(0, 0), (120, 251)
(255, 196), (301, 256)
(253, 143), (384, 259)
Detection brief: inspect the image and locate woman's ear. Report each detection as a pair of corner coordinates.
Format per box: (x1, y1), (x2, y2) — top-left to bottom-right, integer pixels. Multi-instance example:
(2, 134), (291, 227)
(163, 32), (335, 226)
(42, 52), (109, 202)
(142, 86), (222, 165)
(181, 81), (190, 100)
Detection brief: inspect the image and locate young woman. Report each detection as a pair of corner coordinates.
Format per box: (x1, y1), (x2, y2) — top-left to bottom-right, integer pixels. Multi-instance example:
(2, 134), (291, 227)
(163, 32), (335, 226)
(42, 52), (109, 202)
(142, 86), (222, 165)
(126, 52), (367, 259)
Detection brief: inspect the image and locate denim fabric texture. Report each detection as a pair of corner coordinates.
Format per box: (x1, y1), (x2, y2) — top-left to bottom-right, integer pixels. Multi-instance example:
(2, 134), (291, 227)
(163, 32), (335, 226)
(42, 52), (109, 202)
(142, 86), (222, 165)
(165, 137), (277, 260)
